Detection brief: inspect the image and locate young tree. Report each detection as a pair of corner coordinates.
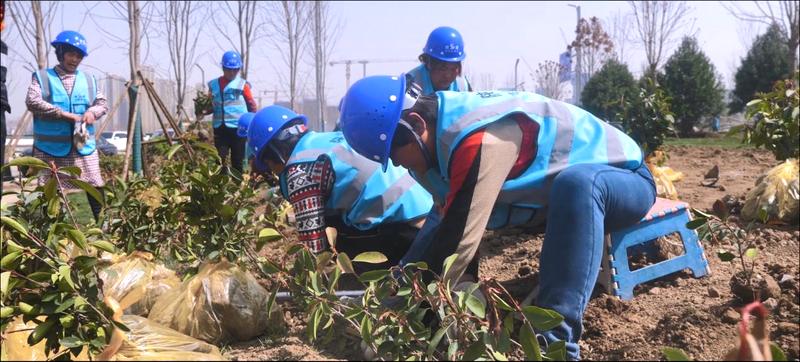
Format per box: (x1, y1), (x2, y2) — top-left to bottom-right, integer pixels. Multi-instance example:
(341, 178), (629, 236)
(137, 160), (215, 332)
(7, 0), (59, 71)
(580, 59), (638, 123)
(722, 1), (799, 69)
(629, 1), (694, 76)
(730, 24), (793, 113)
(534, 60), (567, 100)
(661, 37), (725, 136)
(569, 16), (615, 81)
(211, 0), (259, 80)
(607, 10), (633, 62)
(264, 1), (310, 109)
(159, 1), (204, 118)
(308, 1), (342, 131)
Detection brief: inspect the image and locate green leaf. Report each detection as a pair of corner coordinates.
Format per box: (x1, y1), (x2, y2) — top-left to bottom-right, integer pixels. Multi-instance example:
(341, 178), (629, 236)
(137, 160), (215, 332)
(358, 269), (390, 283)
(5, 240), (24, 253)
(685, 218), (707, 230)
(493, 295), (515, 311)
(70, 179), (104, 206)
(1, 251), (22, 269)
(0, 271), (11, 298)
(5, 156), (49, 171)
(256, 228), (282, 251)
(166, 144), (184, 160)
(28, 319), (56, 345)
(91, 240), (117, 253)
(717, 250), (736, 262)
(220, 204), (236, 219)
(744, 248), (758, 259)
(462, 340), (486, 360)
(26, 272), (51, 283)
(59, 336), (84, 348)
(465, 294), (486, 318)
(18, 301), (36, 315)
(522, 305), (564, 331)
(545, 340), (566, 361)
(59, 265), (76, 291)
(352, 251), (388, 264)
(266, 289), (278, 318)
(519, 322), (542, 361)
(43, 178), (57, 201)
(492, 350), (509, 361)
(259, 259), (282, 274)
(662, 347), (691, 361)
(1, 216), (29, 236)
(67, 229), (88, 251)
(58, 166), (82, 177)
(0, 306), (14, 318)
(427, 324), (450, 358)
(770, 342), (787, 361)
(55, 298), (75, 314)
(113, 320), (131, 332)
(360, 314), (373, 344)
(442, 253), (459, 277)
(336, 253), (355, 274)
(47, 197), (61, 218)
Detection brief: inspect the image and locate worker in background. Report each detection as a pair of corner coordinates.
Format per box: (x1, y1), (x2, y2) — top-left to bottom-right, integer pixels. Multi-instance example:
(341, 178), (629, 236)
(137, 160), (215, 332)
(247, 105), (434, 272)
(200, 51), (257, 177)
(405, 26), (472, 95)
(25, 30), (109, 222)
(339, 75), (657, 360)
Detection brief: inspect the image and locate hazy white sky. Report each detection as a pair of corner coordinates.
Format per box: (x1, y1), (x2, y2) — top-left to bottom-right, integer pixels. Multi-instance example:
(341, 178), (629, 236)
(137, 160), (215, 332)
(2, 1), (773, 125)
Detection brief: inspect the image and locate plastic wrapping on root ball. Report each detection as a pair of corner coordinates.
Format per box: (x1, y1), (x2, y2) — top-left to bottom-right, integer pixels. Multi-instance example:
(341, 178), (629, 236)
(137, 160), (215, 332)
(0, 316), (89, 361)
(147, 259), (283, 344)
(742, 159), (799, 224)
(111, 315), (226, 361)
(646, 162), (684, 200)
(98, 251), (181, 316)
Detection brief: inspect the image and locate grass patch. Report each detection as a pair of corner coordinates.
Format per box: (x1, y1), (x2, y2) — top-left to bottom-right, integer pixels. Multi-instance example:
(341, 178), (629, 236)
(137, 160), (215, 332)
(66, 191), (97, 226)
(664, 134), (753, 148)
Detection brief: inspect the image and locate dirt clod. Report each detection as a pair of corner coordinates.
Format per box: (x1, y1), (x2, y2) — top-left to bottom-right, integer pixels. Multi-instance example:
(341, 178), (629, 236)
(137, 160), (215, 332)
(707, 286), (721, 298)
(722, 309), (741, 324)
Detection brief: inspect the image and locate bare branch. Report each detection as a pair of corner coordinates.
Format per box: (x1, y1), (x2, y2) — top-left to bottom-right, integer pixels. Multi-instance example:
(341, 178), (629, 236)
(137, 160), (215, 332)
(721, 1), (799, 68)
(629, 1), (693, 76)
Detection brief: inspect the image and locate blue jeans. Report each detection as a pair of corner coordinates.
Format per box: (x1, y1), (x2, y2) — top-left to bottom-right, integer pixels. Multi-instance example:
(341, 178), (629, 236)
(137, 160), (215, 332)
(537, 162), (656, 360)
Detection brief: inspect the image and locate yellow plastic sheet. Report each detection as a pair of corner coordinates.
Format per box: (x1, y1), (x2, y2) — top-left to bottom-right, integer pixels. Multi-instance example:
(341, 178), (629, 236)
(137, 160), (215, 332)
(98, 251), (181, 316)
(0, 316), (89, 361)
(647, 163), (684, 200)
(742, 159), (799, 224)
(148, 259), (282, 344)
(111, 315), (226, 361)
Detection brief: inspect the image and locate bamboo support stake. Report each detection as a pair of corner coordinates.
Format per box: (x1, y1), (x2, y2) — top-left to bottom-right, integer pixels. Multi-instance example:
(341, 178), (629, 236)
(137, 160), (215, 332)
(140, 75), (175, 146)
(122, 82), (141, 182)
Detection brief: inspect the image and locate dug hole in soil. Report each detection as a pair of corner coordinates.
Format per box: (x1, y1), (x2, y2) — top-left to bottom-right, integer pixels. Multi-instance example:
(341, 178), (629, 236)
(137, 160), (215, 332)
(225, 145), (800, 361)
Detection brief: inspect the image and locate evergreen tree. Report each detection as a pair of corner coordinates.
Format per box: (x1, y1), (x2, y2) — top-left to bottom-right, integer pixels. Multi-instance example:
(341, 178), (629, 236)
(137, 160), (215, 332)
(580, 59), (638, 123)
(662, 37), (725, 136)
(730, 24), (793, 113)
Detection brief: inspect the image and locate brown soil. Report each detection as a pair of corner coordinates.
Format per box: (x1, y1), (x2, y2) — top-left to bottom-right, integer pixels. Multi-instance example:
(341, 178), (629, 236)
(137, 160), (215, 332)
(225, 145), (800, 361)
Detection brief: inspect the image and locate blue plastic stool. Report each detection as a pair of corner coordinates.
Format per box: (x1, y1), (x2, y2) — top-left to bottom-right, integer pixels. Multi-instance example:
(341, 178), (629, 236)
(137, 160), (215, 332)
(598, 198), (711, 300)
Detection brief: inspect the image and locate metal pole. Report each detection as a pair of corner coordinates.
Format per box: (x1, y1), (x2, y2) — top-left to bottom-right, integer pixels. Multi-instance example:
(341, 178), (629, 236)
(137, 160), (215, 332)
(514, 58), (520, 91)
(275, 290), (365, 302)
(575, 5), (582, 105)
(314, 1), (324, 131)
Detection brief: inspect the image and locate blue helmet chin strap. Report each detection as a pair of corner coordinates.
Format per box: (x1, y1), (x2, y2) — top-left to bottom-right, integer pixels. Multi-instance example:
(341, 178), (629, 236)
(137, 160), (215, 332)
(398, 81), (435, 171)
(266, 124), (307, 165)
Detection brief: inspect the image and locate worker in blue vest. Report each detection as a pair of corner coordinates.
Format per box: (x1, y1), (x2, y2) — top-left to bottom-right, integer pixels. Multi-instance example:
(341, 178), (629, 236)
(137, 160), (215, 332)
(405, 26), (471, 95)
(338, 75), (657, 360)
(200, 51), (257, 177)
(25, 30), (108, 222)
(247, 105), (434, 272)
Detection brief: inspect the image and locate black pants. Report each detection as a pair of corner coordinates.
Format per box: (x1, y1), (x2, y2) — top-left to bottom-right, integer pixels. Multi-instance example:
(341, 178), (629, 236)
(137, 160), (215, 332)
(87, 187), (103, 222)
(327, 217), (419, 274)
(213, 126), (246, 176)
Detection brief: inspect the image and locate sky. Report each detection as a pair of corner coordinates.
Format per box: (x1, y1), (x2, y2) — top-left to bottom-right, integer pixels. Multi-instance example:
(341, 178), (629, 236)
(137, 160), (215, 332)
(1, 1), (775, 128)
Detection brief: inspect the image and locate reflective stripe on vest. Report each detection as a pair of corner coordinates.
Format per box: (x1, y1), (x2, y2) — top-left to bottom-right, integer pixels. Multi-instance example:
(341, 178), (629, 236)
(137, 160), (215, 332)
(33, 68), (97, 157)
(432, 91), (643, 228)
(406, 64), (470, 96)
(279, 131), (433, 230)
(209, 77), (247, 128)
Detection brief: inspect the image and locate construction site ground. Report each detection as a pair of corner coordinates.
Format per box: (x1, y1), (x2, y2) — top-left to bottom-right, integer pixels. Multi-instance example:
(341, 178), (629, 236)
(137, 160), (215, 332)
(224, 144), (800, 361)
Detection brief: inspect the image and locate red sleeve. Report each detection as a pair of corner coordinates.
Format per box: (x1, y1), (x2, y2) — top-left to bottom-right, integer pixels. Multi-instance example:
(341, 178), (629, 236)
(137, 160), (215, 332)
(442, 130), (485, 216)
(242, 83), (258, 112)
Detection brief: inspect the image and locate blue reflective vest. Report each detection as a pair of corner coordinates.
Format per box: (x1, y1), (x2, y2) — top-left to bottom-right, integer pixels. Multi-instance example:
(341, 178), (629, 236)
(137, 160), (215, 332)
(406, 64), (470, 96)
(209, 76), (248, 128)
(426, 90), (644, 229)
(33, 69), (97, 157)
(279, 131), (433, 231)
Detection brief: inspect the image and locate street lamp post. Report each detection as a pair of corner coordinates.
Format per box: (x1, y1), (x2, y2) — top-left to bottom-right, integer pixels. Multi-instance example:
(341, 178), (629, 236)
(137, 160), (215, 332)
(568, 4), (581, 105)
(514, 58), (520, 91)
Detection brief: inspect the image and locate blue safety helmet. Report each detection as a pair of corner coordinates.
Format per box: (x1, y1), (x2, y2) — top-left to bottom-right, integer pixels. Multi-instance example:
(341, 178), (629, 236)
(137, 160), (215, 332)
(340, 74), (422, 171)
(247, 105), (308, 171)
(237, 112), (256, 137)
(423, 26), (465, 63)
(51, 30), (88, 57)
(221, 50), (242, 69)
